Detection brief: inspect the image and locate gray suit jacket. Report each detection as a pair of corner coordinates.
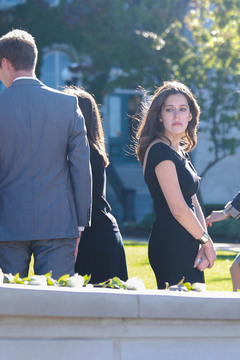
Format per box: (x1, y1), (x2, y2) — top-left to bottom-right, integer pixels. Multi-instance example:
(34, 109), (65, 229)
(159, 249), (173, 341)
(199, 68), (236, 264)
(0, 78), (92, 241)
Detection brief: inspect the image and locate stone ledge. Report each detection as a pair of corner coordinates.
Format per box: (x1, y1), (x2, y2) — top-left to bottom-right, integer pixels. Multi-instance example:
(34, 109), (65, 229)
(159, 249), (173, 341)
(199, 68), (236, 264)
(1, 284), (240, 360)
(0, 283), (240, 320)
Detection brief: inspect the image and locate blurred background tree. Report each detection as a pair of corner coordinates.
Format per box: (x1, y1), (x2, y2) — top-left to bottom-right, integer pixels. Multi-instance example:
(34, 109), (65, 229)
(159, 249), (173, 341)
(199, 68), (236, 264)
(58, 0), (191, 100)
(0, 0), (189, 100)
(0, 0), (240, 179)
(184, 0), (240, 177)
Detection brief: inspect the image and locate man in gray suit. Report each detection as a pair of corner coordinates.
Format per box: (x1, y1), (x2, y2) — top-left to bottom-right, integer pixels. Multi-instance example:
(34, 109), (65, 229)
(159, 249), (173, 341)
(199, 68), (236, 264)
(0, 29), (92, 279)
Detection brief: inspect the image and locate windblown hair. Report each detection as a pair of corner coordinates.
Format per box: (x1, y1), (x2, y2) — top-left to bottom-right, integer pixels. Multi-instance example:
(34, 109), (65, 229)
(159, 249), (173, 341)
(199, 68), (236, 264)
(135, 80), (201, 165)
(0, 29), (38, 71)
(64, 86), (109, 167)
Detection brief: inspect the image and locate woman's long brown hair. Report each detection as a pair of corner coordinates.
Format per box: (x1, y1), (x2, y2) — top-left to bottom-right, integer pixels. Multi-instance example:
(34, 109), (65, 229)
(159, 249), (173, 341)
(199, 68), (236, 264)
(135, 80), (201, 165)
(64, 86), (109, 167)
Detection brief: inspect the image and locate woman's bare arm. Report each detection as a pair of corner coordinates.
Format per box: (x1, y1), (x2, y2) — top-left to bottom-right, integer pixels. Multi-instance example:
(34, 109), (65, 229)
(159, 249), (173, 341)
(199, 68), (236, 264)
(155, 160), (216, 268)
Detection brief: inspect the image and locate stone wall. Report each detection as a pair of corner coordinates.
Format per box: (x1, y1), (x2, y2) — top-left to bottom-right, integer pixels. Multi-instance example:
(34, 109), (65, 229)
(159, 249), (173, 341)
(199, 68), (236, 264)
(0, 284), (240, 360)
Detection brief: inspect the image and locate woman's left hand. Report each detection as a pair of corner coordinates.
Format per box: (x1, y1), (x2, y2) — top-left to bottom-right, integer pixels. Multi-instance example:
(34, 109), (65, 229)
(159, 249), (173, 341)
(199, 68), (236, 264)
(194, 247), (210, 271)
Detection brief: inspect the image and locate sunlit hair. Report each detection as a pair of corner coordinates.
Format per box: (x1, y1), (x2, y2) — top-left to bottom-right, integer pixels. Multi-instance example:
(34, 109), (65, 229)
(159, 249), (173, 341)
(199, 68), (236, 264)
(64, 86), (109, 167)
(135, 80), (201, 165)
(0, 29), (38, 71)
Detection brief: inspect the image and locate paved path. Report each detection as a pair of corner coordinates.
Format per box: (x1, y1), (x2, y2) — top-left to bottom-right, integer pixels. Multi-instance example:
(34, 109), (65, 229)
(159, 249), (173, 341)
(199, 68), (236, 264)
(214, 243), (240, 252)
(124, 236), (240, 253)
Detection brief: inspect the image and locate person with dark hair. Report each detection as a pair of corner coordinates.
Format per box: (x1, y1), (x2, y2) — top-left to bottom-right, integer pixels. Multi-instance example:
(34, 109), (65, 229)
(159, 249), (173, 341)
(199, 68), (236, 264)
(64, 86), (128, 284)
(134, 80), (216, 289)
(206, 192), (240, 291)
(0, 29), (92, 279)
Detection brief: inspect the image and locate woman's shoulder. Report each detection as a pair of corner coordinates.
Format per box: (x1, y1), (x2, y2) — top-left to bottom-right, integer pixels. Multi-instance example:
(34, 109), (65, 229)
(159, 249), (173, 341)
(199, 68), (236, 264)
(144, 140), (172, 161)
(144, 141), (176, 176)
(148, 141), (176, 161)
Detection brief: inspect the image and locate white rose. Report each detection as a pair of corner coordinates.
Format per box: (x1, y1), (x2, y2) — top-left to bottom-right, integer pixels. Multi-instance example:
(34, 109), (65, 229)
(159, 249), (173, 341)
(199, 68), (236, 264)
(86, 283), (94, 289)
(66, 274), (84, 288)
(3, 273), (15, 283)
(29, 275), (47, 286)
(191, 282), (206, 292)
(169, 284), (188, 292)
(126, 277), (145, 290)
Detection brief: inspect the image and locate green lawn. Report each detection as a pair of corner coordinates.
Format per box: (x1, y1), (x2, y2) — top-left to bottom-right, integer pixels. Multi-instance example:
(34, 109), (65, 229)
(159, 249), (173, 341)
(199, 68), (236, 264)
(28, 240), (237, 291)
(124, 240), (237, 291)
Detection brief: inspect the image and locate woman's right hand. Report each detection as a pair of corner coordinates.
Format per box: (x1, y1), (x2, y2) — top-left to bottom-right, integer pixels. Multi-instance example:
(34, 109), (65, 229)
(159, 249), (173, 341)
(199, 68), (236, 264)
(202, 239), (217, 268)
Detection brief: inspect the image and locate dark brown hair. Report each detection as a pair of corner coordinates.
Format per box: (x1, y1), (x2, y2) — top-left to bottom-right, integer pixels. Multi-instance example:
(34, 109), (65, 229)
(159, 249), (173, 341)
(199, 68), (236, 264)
(64, 86), (109, 167)
(135, 80), (201, 165)
(0, 29), (38, 71)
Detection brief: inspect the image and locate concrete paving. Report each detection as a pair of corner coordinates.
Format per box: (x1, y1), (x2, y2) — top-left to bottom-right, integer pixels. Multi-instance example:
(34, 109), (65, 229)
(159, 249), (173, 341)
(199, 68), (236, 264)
(214, 243), (240, 253)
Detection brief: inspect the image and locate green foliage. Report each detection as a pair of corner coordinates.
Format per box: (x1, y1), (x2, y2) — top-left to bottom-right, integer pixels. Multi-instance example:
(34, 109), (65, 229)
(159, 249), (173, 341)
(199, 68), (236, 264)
(0, 0), (71, 77)
(184, 0), (240, 177)
(58, 0), (192, 99)
(2, 268), (144, 290)
(96, 276), (126, 289)
(0, 0), (190, 101)
(57, 274), (70, 286)
(1, 0), (240, 175)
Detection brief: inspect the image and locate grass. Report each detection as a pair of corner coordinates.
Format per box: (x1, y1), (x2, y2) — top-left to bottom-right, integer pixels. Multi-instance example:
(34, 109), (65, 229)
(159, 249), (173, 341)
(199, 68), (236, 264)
(124, 240), (237, 291)
(124, 240), (157, 289)
(204, 251), (236, 291)
(28, 240), (237, 292)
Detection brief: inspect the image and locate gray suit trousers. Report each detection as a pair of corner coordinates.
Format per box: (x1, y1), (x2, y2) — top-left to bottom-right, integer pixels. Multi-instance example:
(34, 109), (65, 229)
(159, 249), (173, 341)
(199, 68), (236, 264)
(0, 238), (76, 279)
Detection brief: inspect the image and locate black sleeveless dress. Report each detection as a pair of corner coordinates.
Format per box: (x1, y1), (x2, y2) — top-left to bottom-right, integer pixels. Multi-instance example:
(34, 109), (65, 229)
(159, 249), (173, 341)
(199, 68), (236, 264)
(145, 142), (204, 289)
(75, 147), (128, 284)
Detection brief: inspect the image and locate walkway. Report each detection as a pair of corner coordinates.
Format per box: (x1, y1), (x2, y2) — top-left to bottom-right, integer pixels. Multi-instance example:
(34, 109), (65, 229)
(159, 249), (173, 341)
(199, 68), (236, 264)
(214, 243), (240, 252)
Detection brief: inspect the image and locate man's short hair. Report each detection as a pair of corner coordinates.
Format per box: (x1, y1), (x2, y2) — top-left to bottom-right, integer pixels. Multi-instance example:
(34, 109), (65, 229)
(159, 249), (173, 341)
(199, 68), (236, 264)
(0, 29), (38, 71)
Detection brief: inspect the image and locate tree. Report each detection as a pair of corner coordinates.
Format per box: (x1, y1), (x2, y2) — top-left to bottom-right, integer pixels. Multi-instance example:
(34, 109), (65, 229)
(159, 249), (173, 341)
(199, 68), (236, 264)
(58, 0), (191, 100)
(0, 0), (71, 77)
(183, 0), (240, 177)
(0, 0), (190, 101)
(1, 0), (240, 173)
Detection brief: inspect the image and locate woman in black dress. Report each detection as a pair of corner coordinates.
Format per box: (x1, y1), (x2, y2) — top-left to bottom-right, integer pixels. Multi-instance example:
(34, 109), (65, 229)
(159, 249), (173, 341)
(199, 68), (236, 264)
(64, 87), (128, 284)
(135, 80), (216, 289)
